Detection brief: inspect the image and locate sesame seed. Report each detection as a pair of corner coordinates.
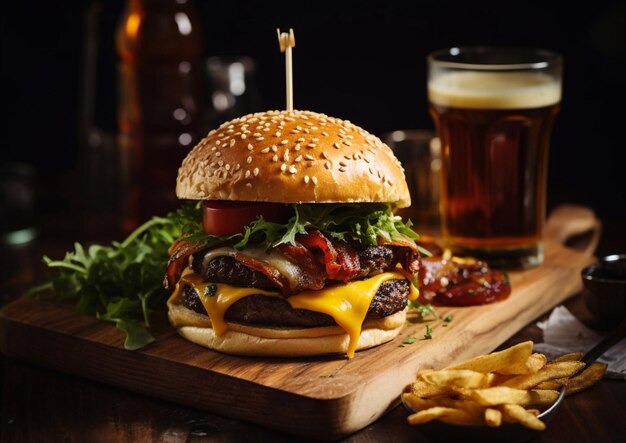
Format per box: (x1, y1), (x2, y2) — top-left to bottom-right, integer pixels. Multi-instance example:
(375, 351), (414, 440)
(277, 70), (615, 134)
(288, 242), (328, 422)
(245, 170), (251, 178)
(209, 162), (217, 168)
(230, 139), (236, 147)
(215, 152), (222, 157)
(264, 122), (270, 127)
(225, 164), (231, 171)
(321, 131), (329, 136)
(304, 154), (315, 161)
(248, 144), (254, 151)
(216, 140), (221, 146)
(235, 163), (241, 171)
(311, 176), (318, 185)
(280, 139), (288, 145)
(294, 143), (301, 151)
(339, 161), (348, 167)
(352, 153), (359, 160)
(344, 155), (351, 160)
(246, 183), (252, 188)
(274, 132), (281, 137)
(303, 128), (310, 134)
(261, 147), (270, 154)
(281, 163), (287, 172)
(296, 137), (305, 143)
(283, 149), (290, 161)
(363, 157), (370, 163)
(272, 154), (279, 162)
(241, 134), (247, 139)
(321, 152), (329, 159)
(256, 137), (264, 141)
(307, 143), (316, 148)
(294, 155), (303, 162)
(312, 138), (319, 142)
(288, 165), (297, 174)
(343, 140), (352, 146)
(253, 167), (259, 176)
(324, 161), (331, 169)
(339, 166), (347, 172)
(227, 129), (234, 133)
(246, 156), (252, 164)
(253, 132), (262, 137)
(304, 175), (310, 183)
(296, 125), (302, 130)
(290, 129), (300, 134)
(305, 121), (313, 126)
(333, 142), (341, 149)
(311, 126), (318, 131)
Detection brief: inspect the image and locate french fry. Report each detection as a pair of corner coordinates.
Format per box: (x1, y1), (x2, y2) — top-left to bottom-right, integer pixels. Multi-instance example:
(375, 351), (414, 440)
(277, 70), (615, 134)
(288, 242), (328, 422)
(422, 369), (494, 388)
(484, 408), (502, 427)
(500, 361), (585, 389)
(467, 387), (559, 407)
(407, 407), (483, 426)
(401, 393), (438, 412)
(500, 404), (546, 431)
(552, 352), (583, 363)
(534, 381), (561, 390)
(446, 341), (533, 373)
(435, 397), (486, 417)
(409, 379), (455, 398)
(496, 353), (547, 375)
(566, 362), (608, 396)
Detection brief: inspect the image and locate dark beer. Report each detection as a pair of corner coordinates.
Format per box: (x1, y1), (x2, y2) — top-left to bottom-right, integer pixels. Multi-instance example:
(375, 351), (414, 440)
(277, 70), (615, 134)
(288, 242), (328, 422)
(428, 70), (561, 267)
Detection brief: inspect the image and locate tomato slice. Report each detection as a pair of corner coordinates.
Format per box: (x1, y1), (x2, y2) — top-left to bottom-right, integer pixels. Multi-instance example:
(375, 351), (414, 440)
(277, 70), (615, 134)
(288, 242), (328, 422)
(202, 201), (292, 236)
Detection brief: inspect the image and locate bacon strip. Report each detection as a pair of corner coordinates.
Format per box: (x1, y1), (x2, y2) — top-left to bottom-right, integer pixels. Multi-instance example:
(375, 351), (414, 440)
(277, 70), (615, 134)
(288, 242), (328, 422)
(278, 242), (326, 290)
(164, 239), (205, 290)
(297, 230), (361, 283)
(233, 253), (291, 295)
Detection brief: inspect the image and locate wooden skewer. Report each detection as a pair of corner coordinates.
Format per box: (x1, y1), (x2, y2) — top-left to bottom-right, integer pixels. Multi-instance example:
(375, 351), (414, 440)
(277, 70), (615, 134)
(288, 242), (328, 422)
(276, 28), (296, 112)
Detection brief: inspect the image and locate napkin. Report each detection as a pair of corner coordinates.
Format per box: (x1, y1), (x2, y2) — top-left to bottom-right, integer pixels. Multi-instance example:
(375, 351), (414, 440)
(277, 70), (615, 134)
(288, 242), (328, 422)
(534, 305), (626, 380)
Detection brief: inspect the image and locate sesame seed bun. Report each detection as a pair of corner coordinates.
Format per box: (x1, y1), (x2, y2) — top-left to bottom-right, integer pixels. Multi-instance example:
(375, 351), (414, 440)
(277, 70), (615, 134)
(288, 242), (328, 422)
(167, 300), (406, 357)
(176, 110), (411, 208)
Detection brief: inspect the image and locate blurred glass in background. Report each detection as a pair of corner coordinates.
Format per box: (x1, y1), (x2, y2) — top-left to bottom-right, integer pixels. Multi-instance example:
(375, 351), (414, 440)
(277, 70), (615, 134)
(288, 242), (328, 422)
(205, 56), (261, 129)
(382, 130), (441, 228)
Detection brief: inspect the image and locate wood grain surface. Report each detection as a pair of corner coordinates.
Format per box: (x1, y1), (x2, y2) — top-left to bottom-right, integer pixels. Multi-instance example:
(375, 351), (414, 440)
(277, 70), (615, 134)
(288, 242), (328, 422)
(0, 205), (600, 440)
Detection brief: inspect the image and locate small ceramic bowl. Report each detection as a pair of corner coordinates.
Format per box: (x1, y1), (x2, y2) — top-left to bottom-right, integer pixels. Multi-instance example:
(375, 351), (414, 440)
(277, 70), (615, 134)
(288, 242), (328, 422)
(582, 254), (626, 329)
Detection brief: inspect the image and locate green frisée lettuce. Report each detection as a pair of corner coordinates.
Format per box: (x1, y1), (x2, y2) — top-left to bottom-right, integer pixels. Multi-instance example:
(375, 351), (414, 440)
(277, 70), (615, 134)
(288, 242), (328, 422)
(30, 202), (423, 350)
(184, 202), (428, 254)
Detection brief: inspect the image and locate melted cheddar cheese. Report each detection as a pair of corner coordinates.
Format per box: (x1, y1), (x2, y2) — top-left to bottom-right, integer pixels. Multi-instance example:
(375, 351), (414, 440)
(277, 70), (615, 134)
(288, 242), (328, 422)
(169, 270), (419, 357)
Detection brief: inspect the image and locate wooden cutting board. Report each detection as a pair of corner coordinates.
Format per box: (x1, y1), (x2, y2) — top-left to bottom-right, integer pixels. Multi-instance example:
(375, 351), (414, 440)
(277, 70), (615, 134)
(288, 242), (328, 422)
(0, 205), (599, 440)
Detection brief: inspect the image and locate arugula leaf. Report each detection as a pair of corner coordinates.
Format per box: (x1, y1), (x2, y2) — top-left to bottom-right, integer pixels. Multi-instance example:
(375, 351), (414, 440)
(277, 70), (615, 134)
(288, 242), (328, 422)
(399, 335), (416, 347)
(408, 299), (441, 320)
(30, 209), (187, 350)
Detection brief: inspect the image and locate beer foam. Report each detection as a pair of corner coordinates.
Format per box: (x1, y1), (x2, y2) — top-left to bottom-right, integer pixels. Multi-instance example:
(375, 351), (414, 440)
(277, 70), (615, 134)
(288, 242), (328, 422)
(428, 72), (561, 109)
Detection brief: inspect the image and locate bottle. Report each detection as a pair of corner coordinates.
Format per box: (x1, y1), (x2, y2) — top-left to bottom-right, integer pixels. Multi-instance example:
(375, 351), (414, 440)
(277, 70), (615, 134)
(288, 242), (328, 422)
(116, 0), (204, 230)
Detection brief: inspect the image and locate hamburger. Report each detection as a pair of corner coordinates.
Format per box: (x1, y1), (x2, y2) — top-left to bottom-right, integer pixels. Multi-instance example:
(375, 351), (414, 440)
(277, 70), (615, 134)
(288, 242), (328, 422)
(164, 110), (421, 357)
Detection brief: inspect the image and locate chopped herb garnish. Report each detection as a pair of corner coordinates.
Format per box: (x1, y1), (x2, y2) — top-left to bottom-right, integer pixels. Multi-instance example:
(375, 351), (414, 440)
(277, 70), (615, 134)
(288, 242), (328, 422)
(319, 374), (335, 378)
(204, 284), (217, 297)
(399, 335), (416, 347)
(408, 299), (441, 320)
(443, 314), (454, 323)
(424, 324), (433, 340)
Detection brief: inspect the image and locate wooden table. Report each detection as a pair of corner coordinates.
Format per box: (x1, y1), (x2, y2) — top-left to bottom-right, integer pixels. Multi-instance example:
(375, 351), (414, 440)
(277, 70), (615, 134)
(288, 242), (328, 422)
(1, 206), (625, 442)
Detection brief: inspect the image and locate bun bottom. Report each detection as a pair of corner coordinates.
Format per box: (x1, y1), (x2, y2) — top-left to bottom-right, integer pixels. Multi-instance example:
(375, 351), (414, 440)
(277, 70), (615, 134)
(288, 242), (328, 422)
(167, 301), (406, 357)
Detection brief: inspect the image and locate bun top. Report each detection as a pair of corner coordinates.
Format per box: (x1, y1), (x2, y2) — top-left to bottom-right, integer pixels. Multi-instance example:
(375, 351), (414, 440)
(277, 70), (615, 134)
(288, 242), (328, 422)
(176, 110), (410, 208)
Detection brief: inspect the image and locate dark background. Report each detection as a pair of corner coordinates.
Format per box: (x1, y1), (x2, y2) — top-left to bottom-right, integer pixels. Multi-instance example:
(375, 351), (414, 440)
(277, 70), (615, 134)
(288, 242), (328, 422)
(2, 0), (625, 228)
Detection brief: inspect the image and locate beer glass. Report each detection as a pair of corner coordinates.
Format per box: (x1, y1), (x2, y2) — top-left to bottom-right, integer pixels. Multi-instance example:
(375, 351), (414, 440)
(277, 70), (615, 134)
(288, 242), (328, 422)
(427, 47), (562, 268)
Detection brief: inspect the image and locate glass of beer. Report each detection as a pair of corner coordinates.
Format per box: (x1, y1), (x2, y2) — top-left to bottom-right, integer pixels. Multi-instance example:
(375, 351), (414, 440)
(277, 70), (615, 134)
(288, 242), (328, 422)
(427, 47), (562, 268)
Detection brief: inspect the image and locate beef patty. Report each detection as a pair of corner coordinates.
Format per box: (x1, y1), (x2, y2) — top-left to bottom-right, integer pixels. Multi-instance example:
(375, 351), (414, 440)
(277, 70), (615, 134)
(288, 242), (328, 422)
(181, 278), (409, 328)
